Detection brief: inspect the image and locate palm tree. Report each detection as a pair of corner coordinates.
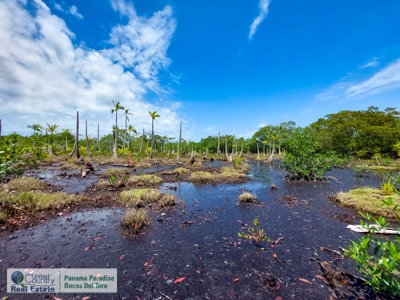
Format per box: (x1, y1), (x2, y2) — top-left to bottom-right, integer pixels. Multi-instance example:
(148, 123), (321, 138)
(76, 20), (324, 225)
(27, 124), (43, 148)
(46, 124), (59, 153)
(123, 108), (133, 149)
(111, 101), (125, 159)
(127, 125), (137, 148)
(149, 111), (160, 158)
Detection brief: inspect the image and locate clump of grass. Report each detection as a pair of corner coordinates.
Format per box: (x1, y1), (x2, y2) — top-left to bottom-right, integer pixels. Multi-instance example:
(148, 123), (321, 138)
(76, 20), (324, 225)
(119, 188), (162, 206)
(60, 161), (79, 170)
(159, 195), (176, 208)
(220, 167), (247, 178)
(120, 208), (149, 233)
(127, 174), (162, 186)
(3, 177), (46, 193)
(190, 171), (213, 180)
(334, 188), (400, 219)
(1, 191), (83, 211)
(172, 168), (190, 175)
(101, 168), (130, 178)
(0, 209), (7, 223)
(237, 192), (258, 205)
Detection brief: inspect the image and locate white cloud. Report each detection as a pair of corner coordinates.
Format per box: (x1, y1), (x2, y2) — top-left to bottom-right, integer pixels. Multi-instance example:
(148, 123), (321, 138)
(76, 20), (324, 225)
(315, 58), (400, 101)
(359, 58), (379, 69)
(249, 0), (270, 39)
(0, 0), (180, 138)
(69, 6), (83, 19)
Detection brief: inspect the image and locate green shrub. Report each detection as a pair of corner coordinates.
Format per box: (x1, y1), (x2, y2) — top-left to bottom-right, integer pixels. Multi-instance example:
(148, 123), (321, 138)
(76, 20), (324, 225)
(345, 198), (400, 296)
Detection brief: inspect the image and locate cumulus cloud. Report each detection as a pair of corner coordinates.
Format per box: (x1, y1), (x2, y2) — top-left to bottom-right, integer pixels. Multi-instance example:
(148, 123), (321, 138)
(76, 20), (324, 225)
(0, 0), (179, 137)
(315, 58), (400, 101)
(249, 0), (270, 39)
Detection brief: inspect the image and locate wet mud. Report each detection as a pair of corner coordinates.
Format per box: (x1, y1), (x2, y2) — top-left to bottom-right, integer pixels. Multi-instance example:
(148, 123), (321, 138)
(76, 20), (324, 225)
(0, 160), (393, 299)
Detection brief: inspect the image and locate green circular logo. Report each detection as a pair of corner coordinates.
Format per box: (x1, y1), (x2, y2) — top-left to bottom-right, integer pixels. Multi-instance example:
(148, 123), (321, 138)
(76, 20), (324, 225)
(11, 271), (24, 284)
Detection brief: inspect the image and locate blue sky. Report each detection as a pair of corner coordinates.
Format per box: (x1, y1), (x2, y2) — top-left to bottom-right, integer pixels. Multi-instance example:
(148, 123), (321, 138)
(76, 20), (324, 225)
(1, 0), (400, 141)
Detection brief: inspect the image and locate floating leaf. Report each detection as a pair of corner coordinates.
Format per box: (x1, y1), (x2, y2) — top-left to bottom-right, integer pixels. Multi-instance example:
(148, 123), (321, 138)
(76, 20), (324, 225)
(174, 277), (186, 284)
(144, 256), (154, 266)
(82, 297), (90, 300)
(233, 278), (240, 282)
(299, 278), (312, 284)
(84, 246), (90, 251)
(273, 253), (277, 259)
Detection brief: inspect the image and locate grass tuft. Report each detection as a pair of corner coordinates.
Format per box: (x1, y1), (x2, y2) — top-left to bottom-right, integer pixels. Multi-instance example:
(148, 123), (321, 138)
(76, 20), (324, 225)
(3, 177), (46, 193)
(127, 174), (162, 186)
(334, 188), (400, 219)
(101, 168), (131, 178)
(120, 208), (148, 233)
(159, 195), (176, 208)
(119, 188), (162, 206)
(237, 192), (258, 205)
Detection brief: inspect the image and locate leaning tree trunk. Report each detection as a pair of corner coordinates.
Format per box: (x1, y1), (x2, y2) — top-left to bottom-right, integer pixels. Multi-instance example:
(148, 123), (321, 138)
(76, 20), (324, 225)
(69, 111), (80, 158)
(177, 120), (182, 161)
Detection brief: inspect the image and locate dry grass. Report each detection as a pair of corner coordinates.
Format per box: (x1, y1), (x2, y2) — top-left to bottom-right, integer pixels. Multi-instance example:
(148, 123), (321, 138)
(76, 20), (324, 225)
(334, 188), (400, 219)
(237, 192), (258, 205)
(127, 174), (162, 186)
(120, 208), (149, 233)
(158, 195), (176, 208)
(119, 188), (162, 206)
(1, 191), (83, 211)
(190, 171), (213, 180)
(0, 209), (7, 223)
(3, 177), (46, 193)
(162, 167), (190, 176)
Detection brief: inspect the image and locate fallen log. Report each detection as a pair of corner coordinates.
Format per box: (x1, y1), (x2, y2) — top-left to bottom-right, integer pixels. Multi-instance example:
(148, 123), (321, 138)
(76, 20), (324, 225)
(347, 224), (400, 235)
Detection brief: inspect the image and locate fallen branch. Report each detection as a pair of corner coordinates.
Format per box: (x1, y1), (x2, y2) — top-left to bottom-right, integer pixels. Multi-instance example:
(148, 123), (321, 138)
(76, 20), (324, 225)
(320, 246), (343, 256)
(347, 225), (400, 235)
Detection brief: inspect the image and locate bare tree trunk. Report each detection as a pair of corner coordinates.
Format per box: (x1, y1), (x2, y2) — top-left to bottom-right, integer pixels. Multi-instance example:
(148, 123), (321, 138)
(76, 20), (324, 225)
(217, 130), (220, 155)
(65, 136), (68, 151)
(257, 143), (260, 159)
(69, 111), (80, 158)
(140, 128), (144, 153)
(123, 115), (127, 149)
(240, 141), (243, 157)
(177, 120), (182, 161)
(97, 122), (101, 152)
(113, 111), (118, 160)
(86, 119), (91, 156)
(225, 136), (228, 159)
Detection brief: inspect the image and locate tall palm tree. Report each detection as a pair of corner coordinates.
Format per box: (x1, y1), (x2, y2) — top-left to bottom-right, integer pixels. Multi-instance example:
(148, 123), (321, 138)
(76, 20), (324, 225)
(46, 124), (59, 153)
(123, 108), (133, 149)
(111, 101), (125, 159)
(149, 111), (160, 158)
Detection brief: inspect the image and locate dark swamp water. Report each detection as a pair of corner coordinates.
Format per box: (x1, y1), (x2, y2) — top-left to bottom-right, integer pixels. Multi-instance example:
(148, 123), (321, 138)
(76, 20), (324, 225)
(0, 161), (387, 300)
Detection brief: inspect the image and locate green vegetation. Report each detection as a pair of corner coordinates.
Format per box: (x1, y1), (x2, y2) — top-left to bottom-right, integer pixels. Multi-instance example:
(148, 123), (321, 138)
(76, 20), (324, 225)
(162, 167), (190, 176)
(282, 128), (344, 180)
(345, 198), (400, 296)
(127, 174), (162, 186)
(101, 168), (131, 178)
(119, 188), (162, 206)
(190, 168), (246, 182)
(237, 192), (258, 204)
(238, 218), (269, 245)
(3, 176), (46, 192)
(120, 208), (149, 233)
(334, 188), (400, 219)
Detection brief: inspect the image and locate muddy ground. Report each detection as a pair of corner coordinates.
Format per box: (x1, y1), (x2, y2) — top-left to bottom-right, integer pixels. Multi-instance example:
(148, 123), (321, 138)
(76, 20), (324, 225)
(0, 159), (395, 299)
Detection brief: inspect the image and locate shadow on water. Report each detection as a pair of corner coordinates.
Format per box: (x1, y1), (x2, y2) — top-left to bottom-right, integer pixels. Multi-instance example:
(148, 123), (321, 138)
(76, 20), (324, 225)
(0, 162), (386, 299)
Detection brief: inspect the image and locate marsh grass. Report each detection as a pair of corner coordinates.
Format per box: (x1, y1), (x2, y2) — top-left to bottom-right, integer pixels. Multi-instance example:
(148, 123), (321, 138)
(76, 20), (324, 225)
(3, 176), (46, 193)
(1, 191), (83, 211)
(158, 195), (176, 208)
(120, 208), (148, 233)
(127, 174), (162, 186)
(162, 167), (190, 176)
(119, 188), (162, 206)
(334, 188), (400, 219)
(237, 192), (258, 204)
(191, 167), (247, 181)
(0, 209), (7, 223)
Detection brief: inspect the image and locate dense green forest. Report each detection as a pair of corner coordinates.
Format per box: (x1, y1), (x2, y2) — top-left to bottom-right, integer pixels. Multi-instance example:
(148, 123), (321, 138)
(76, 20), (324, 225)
(1, 106), (399, 179)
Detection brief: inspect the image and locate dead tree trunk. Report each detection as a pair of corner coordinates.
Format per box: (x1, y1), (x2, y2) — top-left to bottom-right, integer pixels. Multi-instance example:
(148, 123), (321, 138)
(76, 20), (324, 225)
(97, 122), (101, 152)
(177, 120), (182, 161)
(85, 119), (91, 156)
(225, 136), (228, 160)
(217, 130), (220, 155)
(69, 111), (80, 158)
(140, 128), (144, 153)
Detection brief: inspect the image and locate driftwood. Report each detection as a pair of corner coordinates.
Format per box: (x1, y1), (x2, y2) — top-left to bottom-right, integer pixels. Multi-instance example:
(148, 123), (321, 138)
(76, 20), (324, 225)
(347, 224), (400, 235)
(81, 162), (94, 178)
